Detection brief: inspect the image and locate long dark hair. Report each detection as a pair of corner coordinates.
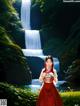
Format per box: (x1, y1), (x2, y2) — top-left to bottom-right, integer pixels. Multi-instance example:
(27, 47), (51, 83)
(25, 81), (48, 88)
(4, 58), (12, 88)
(43, 55), (54, 73)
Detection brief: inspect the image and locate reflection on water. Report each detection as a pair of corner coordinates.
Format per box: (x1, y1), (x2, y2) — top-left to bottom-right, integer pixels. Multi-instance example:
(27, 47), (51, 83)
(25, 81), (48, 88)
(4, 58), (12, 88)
(25, 79), (66, 92)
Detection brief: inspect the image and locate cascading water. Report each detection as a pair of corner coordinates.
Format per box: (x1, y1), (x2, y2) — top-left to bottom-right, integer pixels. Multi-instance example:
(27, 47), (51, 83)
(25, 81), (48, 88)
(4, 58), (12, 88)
(21, 0), (65, 91)
(21, 0), (43, 56)
(25, 30), (41, 49)
(21, 0), (60, 70)
(21, 0), (59, 70)
(21, 0), (31, 30)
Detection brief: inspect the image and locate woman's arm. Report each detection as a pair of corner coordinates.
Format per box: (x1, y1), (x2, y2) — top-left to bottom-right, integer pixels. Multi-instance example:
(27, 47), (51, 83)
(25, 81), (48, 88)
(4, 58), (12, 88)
(39, 68), (46, 83)
(53, 69), (58, 85)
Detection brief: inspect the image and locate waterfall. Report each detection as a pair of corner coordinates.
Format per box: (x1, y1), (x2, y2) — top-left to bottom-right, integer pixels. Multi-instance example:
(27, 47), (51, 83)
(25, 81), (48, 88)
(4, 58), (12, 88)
(25, 30), (41, 49)
(21, 0), (43, 56)
(21, 0), (31, 30)
(21, 0), (60, 72)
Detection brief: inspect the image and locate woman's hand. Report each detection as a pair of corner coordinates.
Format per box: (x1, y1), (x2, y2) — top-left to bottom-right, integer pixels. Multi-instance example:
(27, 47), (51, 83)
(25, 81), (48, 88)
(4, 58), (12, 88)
(42, 73), (46, 78)
(39, 72), (46, 82)
(49, 72), (54, 77)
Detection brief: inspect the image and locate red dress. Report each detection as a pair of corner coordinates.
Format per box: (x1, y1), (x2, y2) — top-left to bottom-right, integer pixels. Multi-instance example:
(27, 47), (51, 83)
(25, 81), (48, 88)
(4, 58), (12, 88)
(36, 71), (63, 106)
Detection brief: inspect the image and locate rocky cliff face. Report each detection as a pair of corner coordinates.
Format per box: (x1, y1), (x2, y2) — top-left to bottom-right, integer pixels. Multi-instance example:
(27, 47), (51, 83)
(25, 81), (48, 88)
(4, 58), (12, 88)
(0, 0), (32, 85)
(31, 0), (80, 87)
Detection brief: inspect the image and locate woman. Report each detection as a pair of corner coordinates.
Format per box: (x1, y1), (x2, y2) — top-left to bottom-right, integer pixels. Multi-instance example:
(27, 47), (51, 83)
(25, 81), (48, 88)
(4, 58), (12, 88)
(36, 55), (63, 106)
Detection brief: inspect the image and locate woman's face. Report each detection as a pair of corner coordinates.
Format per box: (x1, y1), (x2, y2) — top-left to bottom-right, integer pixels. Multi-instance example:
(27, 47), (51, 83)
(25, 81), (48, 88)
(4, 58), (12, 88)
(45, 59), (53, 68)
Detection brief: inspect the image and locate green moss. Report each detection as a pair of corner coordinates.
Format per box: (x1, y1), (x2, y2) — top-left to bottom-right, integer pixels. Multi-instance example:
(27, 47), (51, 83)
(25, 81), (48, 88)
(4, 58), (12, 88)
(0, 26), (21, 49)
(0, 0), (16, 13)
(0, 0), (25, 48)
(0, 26), (31, 84)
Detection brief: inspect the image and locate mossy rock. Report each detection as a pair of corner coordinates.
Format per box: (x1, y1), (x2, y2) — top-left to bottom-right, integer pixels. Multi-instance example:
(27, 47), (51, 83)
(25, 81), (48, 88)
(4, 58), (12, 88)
(0, 26), (32, 85)
(0, 0), (25, 48)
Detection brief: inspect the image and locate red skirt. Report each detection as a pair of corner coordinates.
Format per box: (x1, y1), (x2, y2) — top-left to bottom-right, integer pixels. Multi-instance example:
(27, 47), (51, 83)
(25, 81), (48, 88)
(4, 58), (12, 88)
(36, 83), (63, 106)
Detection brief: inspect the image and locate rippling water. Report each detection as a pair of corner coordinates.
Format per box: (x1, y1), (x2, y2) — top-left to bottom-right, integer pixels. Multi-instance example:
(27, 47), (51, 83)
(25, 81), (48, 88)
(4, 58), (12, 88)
(25, 79), (66, 92)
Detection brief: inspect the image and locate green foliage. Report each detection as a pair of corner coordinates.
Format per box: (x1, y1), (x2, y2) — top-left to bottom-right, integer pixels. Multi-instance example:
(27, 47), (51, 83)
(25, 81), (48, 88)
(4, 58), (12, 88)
(65, 59), (80, 88)
(0, 82), (37, 106)
(35, 0), (45, 12)
(0, 0), (32, 84)
(32, 0), (58, 12)
(0, 82), (80, 106)
(0, 0), (16, 13)
(0, 0), (25, 48)
(61, 92), (80, 106)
